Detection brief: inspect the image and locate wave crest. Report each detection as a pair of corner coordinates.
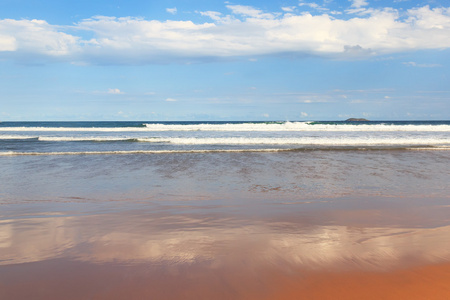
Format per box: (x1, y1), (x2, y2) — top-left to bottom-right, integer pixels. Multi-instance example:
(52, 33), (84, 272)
(1, 122), (450, 132)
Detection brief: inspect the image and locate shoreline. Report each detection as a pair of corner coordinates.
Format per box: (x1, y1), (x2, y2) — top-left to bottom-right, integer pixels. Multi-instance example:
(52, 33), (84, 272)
(1, 146), (449, 299)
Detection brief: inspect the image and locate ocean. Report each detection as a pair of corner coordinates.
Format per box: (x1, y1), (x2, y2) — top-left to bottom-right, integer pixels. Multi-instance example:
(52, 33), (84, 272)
(1, 120), (449, 155)
(1, 120), (449, 299)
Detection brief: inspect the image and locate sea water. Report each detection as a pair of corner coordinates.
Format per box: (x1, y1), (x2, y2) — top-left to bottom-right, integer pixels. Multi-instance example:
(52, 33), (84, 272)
(0, 121), (449, 299)
(1, 121), (449, 155)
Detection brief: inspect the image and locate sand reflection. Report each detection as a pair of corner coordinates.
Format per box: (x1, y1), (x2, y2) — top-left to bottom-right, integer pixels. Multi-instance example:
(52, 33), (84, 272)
(1, 206), (450, 299)
(1, 210), (449, 270)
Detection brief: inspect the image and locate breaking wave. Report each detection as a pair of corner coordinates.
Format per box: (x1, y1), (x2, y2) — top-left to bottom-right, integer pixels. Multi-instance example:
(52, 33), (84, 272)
(1, 122), (450, 132)
(0, 135), (449, 146)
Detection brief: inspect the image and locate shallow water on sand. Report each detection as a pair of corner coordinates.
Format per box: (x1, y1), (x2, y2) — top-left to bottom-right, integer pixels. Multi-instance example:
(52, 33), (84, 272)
(0, 150), (449, 299)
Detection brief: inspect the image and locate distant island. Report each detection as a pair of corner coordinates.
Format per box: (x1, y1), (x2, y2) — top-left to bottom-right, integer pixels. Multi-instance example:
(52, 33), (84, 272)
(345, 118), (369, 122)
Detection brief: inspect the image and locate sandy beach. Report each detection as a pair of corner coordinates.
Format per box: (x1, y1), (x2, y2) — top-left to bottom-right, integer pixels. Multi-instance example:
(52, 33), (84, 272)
(1, 129), (450, 299)
(1, 192), (449, 299)
(1, 244), (449, 299)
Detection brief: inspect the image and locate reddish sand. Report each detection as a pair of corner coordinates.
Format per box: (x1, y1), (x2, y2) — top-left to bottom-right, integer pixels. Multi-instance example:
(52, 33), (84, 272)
(1, 261), (449, 299)
(264, 263), (450, 300)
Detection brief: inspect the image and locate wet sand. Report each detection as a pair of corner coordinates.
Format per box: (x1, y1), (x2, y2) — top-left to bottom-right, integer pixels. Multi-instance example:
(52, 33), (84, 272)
(1, 258), (449, 299)
(277, 263), (450, 300)
(1, 151), (450, 299)
(1, 200), (450, 299)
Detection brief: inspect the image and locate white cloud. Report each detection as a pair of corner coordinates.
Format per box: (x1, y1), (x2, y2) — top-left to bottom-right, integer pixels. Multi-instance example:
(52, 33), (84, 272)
(0, 34), (16, 51)
(406, 6), (450, 30)
(403, 61), (442, 67)
(1, 5), (450, 64)
(299, 2), (319, 9)
(0, 19), (79, 57)
(299, 98), (332, 103)
(226, 5), (276, 19)
(281, 7), (296, 12)
(108, 88), (123, 94)
(165, 98), (177, 102)
(298, 2), (328, 12)
(199, 11), (224, 22)
(300, 112), (308, 117)
(350, 0), (369, 8)
(346, 0), (372, 15)
(166, 7), (177, 15)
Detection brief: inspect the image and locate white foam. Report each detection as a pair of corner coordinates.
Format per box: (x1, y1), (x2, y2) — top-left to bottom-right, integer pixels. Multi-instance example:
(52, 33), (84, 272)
(1, 135), (449, 146)
(141, 137), (450, 146)
(1, 145), (449, 156)
(1, 122), (450, 132)
(0, 135), (134, 141)
(37, 136), (132, 142)
(144, 122), (450, 132)
(0, 136), (146, 142)
(0, 127), (148, 132)
(0, 149), (290, 156)
(0, 135), (38, 140)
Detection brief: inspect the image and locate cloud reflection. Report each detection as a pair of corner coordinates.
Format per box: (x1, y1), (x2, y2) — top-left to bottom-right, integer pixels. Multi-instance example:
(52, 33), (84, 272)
(1, 212), (449, 271)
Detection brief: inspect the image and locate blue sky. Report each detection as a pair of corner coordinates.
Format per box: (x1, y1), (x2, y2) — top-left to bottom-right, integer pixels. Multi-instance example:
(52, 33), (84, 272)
(0, 0), (449, 121)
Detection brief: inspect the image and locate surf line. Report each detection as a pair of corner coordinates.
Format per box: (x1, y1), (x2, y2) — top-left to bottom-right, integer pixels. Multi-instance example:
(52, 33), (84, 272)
(0, 149), (295, 156)
(1, 146), (449, 156)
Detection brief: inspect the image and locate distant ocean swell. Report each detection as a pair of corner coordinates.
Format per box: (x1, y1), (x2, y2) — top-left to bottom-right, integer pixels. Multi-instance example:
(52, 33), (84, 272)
(143, 122), (450, 132)
(1, 122), (450, 132)
(1, 121), (449, 155)
(0, 136), (449, 146)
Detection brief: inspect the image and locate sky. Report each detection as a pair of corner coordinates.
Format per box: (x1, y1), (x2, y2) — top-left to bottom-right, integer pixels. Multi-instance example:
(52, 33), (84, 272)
(0, 0), (449, 121)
